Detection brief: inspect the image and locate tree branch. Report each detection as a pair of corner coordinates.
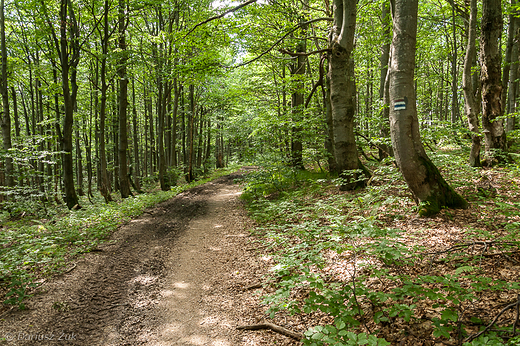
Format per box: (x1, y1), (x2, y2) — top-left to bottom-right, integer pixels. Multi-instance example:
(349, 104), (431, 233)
(278, 48), (330, 57)
(227, 17), (332, 68)
(184, 0), (258, 39)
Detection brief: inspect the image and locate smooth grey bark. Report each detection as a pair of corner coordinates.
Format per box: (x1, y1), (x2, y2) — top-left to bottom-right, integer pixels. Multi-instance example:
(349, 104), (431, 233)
(481, 0), (507, 165)
(389, 0), (467, 216)
(328, 0), (364, 190)
(462, 0), (481, 167)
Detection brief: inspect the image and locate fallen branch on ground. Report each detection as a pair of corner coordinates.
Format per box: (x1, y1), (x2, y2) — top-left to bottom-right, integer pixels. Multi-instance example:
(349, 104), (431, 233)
(422, 241), (520, 257)
(464, 296), (520, 343)
(237, 322), (303, 340)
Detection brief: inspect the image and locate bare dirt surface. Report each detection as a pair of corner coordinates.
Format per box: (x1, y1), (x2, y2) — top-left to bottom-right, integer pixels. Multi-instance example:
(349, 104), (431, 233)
(0, 172), (301, 346)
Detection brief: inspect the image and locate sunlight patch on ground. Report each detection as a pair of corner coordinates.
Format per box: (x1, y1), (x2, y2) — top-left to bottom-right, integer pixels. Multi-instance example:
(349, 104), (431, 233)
(184, 335), (210, 345)
(160, 289), (174, 297)
(132, 275), (158, 286)
(261, 255), (272, 262)
(159, 322), (183, 335)
(219, 192), (242, 197)
(173, 281), (190, 289)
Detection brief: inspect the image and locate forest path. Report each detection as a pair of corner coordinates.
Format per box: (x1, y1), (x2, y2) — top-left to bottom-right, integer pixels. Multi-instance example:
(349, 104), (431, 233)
(0, 171), (295, 345)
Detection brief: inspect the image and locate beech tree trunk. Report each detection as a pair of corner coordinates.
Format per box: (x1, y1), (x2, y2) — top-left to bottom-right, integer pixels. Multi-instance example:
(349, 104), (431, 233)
(186, 85), (195, 182)
(481, 0), (507, 165)
(131, 80), (142, 192)
(389, 0), (467, 216)
(449, 0), (460, 124)
(379, 0), (392, 160)
(291, 36), (306, 169)
(328, 0), (364, 190)
(118, 0), (131, 198)
(502, 0), (516, 116)
(98, 0), (112, 203)
(462, 0), (481, 167)
(506, 0), (519, 132)
(55, 0), (80, 209)
(0, 0), (13, 190)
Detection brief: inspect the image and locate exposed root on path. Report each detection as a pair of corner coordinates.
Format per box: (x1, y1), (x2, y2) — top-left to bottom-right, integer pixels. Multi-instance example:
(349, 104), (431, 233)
(237, 323), (304, 340)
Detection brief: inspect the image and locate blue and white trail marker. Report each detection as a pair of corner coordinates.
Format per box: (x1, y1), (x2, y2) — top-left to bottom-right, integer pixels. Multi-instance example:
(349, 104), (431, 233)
(394, 99), (406, 110)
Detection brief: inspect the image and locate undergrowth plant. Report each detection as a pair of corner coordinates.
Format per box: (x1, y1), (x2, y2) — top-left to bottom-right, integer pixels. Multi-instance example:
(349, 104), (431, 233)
(242, 160), (520, 346)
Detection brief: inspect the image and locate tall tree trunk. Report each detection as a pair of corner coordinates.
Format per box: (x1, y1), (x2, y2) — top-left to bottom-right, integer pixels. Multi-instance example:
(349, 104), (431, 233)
(75, 129), (84, 196)
(389, 0), (467, 216)
(449, 0), (460, 124)
(11, 87), (20, 139)
(506, 1), (519, 132)
(112, 83), (120, 192)
(291, 34), (306, 169)
(481, 0), (507, 165)
(172, 80), (180, 168)
(204, 117), (211, 173)
(323, 59), (336, 171)
(379, 0), (392, 160)
(181, 90), (186, 167)
(118, 0), (131, 198)
(98, 0), (112, 202)
(216, 116), (224, 168)
(157, 76), (169, 190)
(131, 79), (141, 192)
(196, 111), (204, 168)
(328, 0), (363, 190)
(463, 0), (481, 167)
(56, 0), (80, 209)
(502, 0), (517, 116)
(0, 0), (13, 189)
(186, 85), (195, 182)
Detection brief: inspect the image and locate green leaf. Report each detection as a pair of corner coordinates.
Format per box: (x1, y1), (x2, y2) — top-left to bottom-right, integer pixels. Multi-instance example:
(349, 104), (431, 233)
(441, 308), (458, 322)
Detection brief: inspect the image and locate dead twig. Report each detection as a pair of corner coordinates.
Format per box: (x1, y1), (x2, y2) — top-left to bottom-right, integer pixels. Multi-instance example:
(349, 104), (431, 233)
(423, 241), (519, 257)
(237, 322), (303, 340)
(245, 283), (262, 290)
(63, 263), (77, 274)
(430, 251), (520, 264)
(513, 294), (520, 336)
(464, 299), (520, 343)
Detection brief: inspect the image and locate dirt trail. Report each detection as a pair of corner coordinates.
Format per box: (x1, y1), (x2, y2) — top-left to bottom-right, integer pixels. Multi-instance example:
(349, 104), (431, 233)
(0, 172), (299, 346)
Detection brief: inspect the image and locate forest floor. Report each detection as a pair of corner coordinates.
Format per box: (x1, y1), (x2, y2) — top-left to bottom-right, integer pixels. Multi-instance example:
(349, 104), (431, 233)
(0, 170), (300, 346)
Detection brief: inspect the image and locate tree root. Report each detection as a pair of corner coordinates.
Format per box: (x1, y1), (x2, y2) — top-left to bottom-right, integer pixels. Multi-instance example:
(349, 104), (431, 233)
(237, 322), (303, 340)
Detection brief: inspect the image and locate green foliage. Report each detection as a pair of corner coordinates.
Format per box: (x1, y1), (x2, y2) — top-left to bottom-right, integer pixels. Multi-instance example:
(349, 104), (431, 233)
(241, 162), (329, 201)
(242, 157), (520, 345)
